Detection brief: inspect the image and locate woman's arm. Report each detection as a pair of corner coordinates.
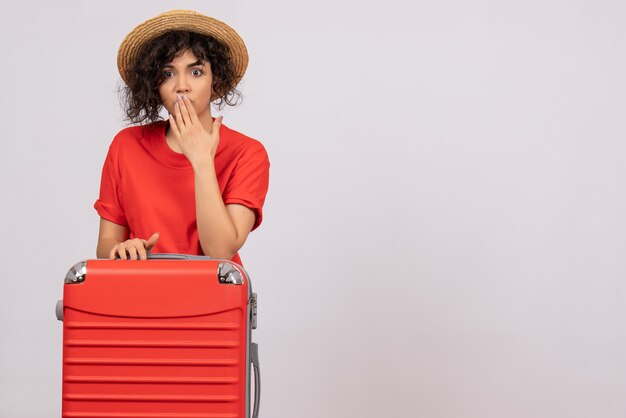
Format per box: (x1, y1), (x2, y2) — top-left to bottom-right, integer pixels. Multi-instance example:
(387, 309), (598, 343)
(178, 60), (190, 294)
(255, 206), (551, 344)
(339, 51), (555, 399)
(194, 161), (256, 259)
(96, 218), (159, 260)
(169, 95), (256, 259)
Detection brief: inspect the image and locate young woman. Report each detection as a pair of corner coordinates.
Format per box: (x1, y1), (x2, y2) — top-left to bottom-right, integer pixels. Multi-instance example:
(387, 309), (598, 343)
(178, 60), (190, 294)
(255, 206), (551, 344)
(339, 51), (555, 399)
(95, 10), (270, 265)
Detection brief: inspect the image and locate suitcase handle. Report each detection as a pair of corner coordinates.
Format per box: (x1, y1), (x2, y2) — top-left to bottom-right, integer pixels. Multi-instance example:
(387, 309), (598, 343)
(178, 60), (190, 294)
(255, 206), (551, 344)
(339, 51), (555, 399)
(147, 253), (211, 260)
(251, 342), (261, 418)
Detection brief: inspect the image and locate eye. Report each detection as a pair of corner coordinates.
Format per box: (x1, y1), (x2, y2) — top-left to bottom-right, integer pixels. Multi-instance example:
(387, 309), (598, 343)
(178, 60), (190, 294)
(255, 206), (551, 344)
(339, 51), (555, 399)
(162, 70), (174, 78)
(191, 68), (203, 76)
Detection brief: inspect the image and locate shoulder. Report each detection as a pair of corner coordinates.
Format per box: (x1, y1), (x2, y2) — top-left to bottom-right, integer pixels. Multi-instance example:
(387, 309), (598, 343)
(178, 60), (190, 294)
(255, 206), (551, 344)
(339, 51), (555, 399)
(220, 124), (269, 162)
(110, 121), (164, 146)
(108, 121), (165, 155)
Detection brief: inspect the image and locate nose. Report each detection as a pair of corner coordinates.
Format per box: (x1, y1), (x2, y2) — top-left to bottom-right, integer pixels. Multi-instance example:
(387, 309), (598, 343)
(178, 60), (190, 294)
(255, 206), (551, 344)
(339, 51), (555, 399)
(175, 74), (190, 93)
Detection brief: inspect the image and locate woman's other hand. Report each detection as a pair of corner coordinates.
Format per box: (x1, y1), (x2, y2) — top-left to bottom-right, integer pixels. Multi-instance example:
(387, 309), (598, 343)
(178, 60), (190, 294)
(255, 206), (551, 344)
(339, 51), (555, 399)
(109, 232), (160, 260)
(97, 218), (161, 260)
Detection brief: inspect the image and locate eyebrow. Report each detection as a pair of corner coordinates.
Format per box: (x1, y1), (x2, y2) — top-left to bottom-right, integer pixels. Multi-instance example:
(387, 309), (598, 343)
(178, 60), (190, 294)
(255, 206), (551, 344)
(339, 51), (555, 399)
(163, 60), (205, 69)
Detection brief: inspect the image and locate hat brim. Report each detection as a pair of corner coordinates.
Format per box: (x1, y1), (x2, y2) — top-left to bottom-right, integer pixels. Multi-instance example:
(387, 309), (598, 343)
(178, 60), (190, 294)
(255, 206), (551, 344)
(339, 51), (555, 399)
(117, 9), (248, 86)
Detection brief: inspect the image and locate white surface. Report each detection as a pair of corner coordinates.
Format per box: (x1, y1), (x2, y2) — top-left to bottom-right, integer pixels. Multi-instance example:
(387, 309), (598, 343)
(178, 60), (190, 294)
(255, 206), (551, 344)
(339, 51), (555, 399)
(1, 1), (625, 417)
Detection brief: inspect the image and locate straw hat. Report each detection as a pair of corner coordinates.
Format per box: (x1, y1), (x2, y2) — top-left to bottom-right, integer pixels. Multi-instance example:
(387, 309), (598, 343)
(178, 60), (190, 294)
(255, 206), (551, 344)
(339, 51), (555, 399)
(117, 9), (248, 85)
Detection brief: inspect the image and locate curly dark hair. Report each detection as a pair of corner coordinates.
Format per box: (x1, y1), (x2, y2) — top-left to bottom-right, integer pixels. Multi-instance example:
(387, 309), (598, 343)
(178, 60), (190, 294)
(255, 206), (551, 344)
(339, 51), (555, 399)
(121, 30), (241, 124)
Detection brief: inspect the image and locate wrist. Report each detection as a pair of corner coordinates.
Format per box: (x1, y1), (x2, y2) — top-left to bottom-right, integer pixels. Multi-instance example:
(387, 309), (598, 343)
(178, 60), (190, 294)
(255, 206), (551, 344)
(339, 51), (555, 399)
(191, 157), (215, 172)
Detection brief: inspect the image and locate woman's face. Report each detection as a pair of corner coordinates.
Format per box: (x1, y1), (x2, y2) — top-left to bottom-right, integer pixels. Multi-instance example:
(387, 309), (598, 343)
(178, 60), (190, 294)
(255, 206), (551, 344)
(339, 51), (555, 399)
(158, 49), (214, 120)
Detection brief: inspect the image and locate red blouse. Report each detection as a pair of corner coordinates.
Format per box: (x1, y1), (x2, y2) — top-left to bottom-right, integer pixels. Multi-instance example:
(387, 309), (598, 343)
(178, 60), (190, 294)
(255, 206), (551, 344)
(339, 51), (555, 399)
(94, 120), (270, 265)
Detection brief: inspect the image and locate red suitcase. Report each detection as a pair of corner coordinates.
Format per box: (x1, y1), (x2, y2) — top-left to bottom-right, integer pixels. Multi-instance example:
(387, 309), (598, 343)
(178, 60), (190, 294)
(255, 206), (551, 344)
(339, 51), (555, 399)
(56, 254), (260, 418)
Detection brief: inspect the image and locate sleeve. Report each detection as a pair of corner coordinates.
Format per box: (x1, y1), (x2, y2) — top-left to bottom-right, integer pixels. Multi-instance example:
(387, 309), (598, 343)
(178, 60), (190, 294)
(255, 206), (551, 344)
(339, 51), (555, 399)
(222, 143), (270, 231)
(93, 139), (128, 227)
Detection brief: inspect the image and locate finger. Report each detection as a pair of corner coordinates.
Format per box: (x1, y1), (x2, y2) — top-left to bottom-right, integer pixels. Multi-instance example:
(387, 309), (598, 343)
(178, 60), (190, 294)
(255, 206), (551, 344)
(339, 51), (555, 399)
(212, 115), (223, 135)
(145, 232), (160, 251)
(169, 114), (180, 138)
(127, 245), (138, 261)
(117, 246), (128, 260)
(182, 95), (200, 124)
(109, 246), (117, 260)
(177, 95), (192, 127)
(137, 242), (148, 260)
(174, 98), (186, 131)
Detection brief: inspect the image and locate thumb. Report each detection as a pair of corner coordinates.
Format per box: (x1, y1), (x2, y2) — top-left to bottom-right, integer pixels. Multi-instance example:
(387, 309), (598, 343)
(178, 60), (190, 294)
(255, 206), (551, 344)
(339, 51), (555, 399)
(145, 232), (160, 250)
(213, 115), (223, 134)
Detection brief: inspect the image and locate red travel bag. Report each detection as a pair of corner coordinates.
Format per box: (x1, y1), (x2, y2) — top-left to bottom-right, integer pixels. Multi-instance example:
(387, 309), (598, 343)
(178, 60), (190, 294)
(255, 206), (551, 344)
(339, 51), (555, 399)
(56, 254), (260, 418)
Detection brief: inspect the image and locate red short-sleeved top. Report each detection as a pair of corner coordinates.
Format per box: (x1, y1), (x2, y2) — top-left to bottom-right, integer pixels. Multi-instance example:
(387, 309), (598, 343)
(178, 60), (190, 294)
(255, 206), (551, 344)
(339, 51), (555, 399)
(94, 120), (270, 265)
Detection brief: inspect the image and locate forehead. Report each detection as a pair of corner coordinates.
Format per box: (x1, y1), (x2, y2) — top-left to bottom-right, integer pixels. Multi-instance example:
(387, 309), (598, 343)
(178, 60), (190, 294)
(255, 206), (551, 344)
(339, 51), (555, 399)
(166, 49), (206, 66)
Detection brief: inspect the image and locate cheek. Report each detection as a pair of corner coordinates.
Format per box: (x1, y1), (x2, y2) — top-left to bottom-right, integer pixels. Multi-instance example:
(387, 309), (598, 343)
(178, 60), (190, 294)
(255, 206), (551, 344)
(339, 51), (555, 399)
(157, 87), (173, 109)
(157, 84), (167, 101)
(158, 97), (174, 115)
(158, 78), (175, 95)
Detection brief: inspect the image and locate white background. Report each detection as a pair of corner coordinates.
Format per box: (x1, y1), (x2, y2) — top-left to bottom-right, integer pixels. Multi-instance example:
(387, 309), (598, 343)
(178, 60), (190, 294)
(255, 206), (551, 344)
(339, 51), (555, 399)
(1, 1), (625, 417)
